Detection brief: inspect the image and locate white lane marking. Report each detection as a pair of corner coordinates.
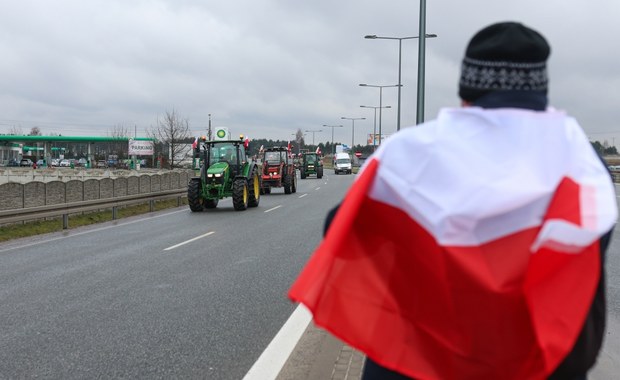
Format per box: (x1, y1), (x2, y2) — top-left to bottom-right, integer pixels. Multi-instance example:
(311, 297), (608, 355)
(243, 303), (312, 380)
(163, 231), (215, 251)
(298, 194), (308, 198)
(0, 208), (188, 253)
(315, 187), (320, 190)
(264, 205), (282, 213)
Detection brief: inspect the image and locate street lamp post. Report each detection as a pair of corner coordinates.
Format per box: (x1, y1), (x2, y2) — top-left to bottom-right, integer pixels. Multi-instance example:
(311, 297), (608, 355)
(364, 32), (437, 128)
(360, 105), (391, 151)
(359, 84), (399, 145)
(322, 124), (343, 158)
(304, 129), (322, 146)
(341, 117), (365, 151)
(417, 0), (429, 124)
(208, 113), (212, 140)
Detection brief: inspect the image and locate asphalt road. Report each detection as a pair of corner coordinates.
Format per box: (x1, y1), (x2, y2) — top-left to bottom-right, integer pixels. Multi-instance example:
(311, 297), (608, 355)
(590, 184), (620, 378)
(1, 175), (619, 379)
(0, 171), (356, 379)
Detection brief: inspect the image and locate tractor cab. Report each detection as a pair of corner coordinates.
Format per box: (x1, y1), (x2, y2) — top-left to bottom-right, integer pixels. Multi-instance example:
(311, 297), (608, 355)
(206, 141), (247, 176)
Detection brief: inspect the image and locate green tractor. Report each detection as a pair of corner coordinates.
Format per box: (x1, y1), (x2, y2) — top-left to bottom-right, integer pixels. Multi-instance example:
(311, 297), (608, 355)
(188, 137), (262, 211)
(300, 152), (323, 179)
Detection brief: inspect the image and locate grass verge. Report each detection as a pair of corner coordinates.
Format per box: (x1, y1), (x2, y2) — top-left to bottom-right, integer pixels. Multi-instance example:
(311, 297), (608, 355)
(0, 198), (188, 243)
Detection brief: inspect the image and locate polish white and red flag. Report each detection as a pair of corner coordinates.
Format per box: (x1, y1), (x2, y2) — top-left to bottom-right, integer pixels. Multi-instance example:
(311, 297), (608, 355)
(191, 136), (198, 149)
(289, 107), (617, 379)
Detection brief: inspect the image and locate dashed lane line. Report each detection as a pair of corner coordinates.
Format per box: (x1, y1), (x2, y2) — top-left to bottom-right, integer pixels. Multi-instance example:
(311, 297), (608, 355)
(264, 205), (283, 213)
(163, 231), (215, 251)
(298, 194), (308, 198)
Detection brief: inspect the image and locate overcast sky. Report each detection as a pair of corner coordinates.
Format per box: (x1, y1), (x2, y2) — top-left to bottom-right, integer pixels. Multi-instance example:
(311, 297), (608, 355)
(1, 0), (619, 147)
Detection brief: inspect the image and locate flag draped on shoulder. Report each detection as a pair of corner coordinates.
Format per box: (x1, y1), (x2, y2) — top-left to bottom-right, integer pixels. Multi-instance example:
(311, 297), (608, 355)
(289, 107), (617, 380)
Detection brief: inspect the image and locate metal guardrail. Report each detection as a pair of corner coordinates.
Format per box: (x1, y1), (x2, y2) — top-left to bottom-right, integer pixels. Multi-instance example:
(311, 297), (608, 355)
(0, 189), (187, 229)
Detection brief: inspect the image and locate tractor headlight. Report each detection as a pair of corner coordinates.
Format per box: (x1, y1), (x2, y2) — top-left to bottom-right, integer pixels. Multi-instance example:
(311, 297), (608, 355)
(207, 173), (214, 178)
(214, 173), (222, 177)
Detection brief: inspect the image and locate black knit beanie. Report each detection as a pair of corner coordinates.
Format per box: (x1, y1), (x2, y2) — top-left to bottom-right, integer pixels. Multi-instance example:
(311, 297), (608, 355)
(459, 22), (551, 102)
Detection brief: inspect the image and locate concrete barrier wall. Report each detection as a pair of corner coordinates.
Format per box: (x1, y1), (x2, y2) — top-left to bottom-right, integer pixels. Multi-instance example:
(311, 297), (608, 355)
(66, 180), (84, 203)
(84, 179), (100, 201)
(46, 181), (65, 205)
(0, 170), (192, 211)
(0, 183), (22, 209)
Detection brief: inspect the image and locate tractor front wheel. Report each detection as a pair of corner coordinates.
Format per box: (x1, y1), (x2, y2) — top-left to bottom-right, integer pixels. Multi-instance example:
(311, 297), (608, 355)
(232, 178), (249, 210)
(188, 179), (204, 212)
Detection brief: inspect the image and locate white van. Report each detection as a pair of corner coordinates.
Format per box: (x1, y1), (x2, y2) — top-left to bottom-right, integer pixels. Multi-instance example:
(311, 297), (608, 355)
(334, 152), (352, 174)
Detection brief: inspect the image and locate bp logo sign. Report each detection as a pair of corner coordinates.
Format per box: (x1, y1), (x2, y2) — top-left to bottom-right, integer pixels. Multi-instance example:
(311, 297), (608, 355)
(214, 127), (230, 140)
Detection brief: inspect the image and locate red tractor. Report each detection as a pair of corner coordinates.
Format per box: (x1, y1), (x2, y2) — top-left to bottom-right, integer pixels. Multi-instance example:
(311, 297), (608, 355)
(260, 147), (297, 194)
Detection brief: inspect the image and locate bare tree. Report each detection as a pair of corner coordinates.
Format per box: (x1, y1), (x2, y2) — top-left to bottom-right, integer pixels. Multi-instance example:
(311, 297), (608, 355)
(295, 128), (306, 154)
(150, 109), (191, 169)
(8, 125), (23, 135)
(28, 127), (42, 136)
(107, 124), (131, 159)
(108, 124), (131, 139)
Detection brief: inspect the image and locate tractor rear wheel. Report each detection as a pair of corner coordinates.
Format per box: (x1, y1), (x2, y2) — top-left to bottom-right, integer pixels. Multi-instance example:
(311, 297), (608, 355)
(284, 173), (292, 194)
(188, 179), (204, 212)
(232, 178), (249, 210)
(248, 171), (260, 207)
(317, 167), (323, 179)
(291, 170), (297, 193)
(300, 168), (306, 179)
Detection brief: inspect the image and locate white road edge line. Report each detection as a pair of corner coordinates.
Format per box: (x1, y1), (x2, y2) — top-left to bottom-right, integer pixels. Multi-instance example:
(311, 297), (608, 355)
(264, 205), (282, 213)
(243, 303), (312, 380)
(163, 231), (215, 251)
(298, 194), (308, 198)
(0, 208), (188, 253)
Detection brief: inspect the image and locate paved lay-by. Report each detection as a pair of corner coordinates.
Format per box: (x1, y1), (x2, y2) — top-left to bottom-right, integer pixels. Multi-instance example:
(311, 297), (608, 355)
(275, 323), (365, 380)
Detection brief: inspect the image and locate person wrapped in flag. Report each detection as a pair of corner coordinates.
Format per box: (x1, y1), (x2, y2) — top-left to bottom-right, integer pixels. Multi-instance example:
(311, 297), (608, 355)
(289, 22), (617, 380)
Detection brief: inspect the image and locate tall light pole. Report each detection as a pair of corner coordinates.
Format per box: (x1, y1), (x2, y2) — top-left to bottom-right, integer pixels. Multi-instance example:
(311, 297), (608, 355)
(417, 0), (430, 124)
(341, 117), (365, 151)
(208, 113), (212, 140)
(364, 33), (437, 131)
(360, 105), (391, 152)
(359, 84), (399, 145)
(323, 124), (343, 158)
(304, 129), (322, 146)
